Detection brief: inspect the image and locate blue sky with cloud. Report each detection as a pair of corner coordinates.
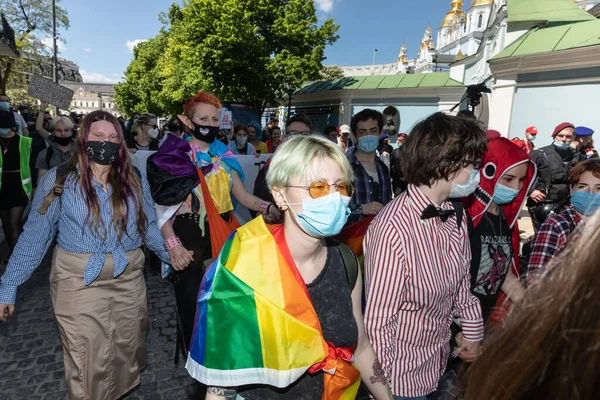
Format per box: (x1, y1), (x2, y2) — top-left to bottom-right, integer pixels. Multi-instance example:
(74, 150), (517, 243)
(56, 0), (448, 83)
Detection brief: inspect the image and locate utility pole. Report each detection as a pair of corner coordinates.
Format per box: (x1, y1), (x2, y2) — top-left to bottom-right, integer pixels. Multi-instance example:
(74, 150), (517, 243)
(52, 0), (58, 84)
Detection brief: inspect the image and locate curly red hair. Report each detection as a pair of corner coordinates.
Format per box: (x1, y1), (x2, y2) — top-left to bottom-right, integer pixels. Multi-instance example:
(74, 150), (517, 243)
(184, 91), (222, 118)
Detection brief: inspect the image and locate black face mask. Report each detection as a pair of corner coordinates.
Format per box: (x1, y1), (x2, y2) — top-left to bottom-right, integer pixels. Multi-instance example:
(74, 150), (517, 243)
(54, 135), (74, 146)
(86, 140), (119, 165)
(191, 122), (219, 143)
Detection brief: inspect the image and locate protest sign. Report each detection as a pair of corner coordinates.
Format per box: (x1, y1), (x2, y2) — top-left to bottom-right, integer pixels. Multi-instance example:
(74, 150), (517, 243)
(27, 75), (74, 110)
(220, 109), (233, 129)
(130, 151), (272, 225)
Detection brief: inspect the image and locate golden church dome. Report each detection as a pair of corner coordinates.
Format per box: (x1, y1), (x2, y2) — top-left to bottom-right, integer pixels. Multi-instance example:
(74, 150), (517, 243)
(469, 0), (493, 8)
(441, 0), (466, 28)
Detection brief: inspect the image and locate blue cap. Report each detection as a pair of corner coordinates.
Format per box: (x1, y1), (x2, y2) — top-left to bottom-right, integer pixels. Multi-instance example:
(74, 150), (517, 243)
(576, 126), (594, 136)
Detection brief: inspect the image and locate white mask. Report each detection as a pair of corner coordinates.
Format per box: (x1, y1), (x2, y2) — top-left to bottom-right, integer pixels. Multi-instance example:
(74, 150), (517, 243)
(449, 169), (480, 198)
(237, 137), (248, 147)
(148, 127), (159, 139)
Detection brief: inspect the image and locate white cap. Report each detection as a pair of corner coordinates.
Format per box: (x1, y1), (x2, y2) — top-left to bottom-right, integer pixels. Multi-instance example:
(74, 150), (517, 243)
(339, 124), (350, 134)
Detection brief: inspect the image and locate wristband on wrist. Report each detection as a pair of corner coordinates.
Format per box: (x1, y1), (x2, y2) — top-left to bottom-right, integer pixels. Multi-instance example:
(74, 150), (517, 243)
(165, 236), (182, 251)
(259, 201), (272, 215)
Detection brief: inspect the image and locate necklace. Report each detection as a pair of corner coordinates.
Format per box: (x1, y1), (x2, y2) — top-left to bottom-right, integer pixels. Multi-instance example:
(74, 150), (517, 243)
(0, 136), (13, 155)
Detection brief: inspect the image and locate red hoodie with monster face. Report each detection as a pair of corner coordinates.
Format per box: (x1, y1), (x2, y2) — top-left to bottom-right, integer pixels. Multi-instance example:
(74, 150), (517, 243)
(463, 138), (537, 324)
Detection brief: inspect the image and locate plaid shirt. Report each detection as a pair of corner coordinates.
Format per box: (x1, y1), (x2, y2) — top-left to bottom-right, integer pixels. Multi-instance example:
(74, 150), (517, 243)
(527, 205), (581, 276)
(347, 149), (392, 225)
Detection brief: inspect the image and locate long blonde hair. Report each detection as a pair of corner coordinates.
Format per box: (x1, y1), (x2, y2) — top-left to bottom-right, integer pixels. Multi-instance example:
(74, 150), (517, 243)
(131, 113), (156, 137)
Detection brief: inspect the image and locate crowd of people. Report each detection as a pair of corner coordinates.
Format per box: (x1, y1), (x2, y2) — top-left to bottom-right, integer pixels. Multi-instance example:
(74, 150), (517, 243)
(0, 88), (598, 400)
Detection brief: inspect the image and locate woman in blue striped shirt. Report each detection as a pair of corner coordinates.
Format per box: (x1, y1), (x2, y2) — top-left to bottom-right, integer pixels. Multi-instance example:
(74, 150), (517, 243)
(0, 110), (170, 400)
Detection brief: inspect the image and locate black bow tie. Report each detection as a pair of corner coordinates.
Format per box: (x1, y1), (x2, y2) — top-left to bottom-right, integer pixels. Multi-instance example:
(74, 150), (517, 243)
(420, 204), (456, 222)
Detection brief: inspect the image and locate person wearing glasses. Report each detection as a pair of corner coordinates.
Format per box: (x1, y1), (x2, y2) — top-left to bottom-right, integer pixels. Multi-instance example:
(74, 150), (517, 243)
(192, 135), (394, 400)
(364, 112), (486, 400)
(346, 109), (392, 225)
(252, 114), (313, 217)
(126, 113), (161, 151)
(432, 138), (534, 398)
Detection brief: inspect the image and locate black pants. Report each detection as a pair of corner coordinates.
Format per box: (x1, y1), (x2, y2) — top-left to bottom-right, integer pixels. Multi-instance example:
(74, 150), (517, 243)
(171, 215), (213, 351)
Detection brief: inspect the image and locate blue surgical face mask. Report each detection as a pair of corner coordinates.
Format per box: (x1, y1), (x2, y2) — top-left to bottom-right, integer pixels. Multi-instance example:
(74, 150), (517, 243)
(0, 128), (11, 135)
(493, 183), (520, 205)
(449, 168), (480, 198)
(0, 102), (10, 111)
(571, 190), (600, 216)
(554, 140), (571, 150)
(285, 191), (351, 237)
(357, 135), (379, 153)
(527, 134), (536, 142)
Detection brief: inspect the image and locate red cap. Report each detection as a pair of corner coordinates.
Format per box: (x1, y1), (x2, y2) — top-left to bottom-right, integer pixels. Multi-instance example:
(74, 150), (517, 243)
(398, 133), (408, 139)
(486, 130), (501, 141)
(525, 126), (538, 135)
(552, 122), (574, 137)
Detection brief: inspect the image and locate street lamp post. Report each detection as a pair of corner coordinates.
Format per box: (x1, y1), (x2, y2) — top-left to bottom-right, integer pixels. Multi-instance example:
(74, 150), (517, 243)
(52, 0), (58, 84)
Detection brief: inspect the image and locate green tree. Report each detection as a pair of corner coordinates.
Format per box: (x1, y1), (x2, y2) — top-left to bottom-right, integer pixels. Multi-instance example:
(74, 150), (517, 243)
(116, 0), (338, 116)
(0, 0), (70, 92)
(320, 65), (345, 80)
(6, 87), (38, 109)
(114, 3), (182, 116)
(114, 31), (170, 116)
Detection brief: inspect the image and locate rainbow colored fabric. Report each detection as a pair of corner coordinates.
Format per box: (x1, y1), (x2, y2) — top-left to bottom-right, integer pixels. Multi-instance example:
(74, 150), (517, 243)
(186, 217), (361, 399)
(336, 216), (374, 257)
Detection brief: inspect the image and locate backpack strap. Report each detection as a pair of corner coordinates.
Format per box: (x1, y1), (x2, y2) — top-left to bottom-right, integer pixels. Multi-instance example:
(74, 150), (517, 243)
(450, 199), (474, 237)
(338, 243), (359, 290)
(45, 146), (54, 168)
(38, 163), (70, 215)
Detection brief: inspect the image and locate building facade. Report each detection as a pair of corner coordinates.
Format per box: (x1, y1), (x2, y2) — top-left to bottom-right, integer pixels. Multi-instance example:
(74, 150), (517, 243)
(61, 83), (119, 116)
(292, 0), (600, 143)
(437, 0), (498, 58)
(12, 53), (120, 116)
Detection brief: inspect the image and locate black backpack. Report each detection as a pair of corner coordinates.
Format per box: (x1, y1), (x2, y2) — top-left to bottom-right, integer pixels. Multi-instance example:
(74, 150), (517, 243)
(338, 242), (359, 290)
(44, 146), (55, 168)
(450, 199), (474, 237)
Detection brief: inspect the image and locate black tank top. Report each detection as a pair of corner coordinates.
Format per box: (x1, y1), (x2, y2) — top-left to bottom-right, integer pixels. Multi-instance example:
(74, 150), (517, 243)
(239, 245), (358, 400)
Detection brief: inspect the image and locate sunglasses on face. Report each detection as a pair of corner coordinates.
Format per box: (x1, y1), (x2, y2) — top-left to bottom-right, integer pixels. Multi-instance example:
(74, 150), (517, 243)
(285, 180), (354, 199)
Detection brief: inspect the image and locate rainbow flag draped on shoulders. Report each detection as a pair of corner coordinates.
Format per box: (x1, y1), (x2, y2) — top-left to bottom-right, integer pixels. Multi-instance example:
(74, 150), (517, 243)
(186, 217), (361, 400)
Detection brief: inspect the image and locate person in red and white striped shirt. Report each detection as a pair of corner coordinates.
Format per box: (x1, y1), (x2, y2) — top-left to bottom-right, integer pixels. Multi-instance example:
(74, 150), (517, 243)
(364, 112), (487, 399)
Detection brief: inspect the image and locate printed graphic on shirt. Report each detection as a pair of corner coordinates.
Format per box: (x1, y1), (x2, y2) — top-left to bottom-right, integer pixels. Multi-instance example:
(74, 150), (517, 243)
(473, 235), (511, 296)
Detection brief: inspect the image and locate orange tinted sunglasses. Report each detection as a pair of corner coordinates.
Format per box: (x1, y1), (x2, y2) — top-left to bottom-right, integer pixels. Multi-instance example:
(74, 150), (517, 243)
(285, 180), (354, 199)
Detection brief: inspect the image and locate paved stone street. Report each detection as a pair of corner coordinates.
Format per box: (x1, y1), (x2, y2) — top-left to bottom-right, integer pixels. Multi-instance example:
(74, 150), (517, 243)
(0, 207), (536, 400)
(0, 248), (198, 400)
